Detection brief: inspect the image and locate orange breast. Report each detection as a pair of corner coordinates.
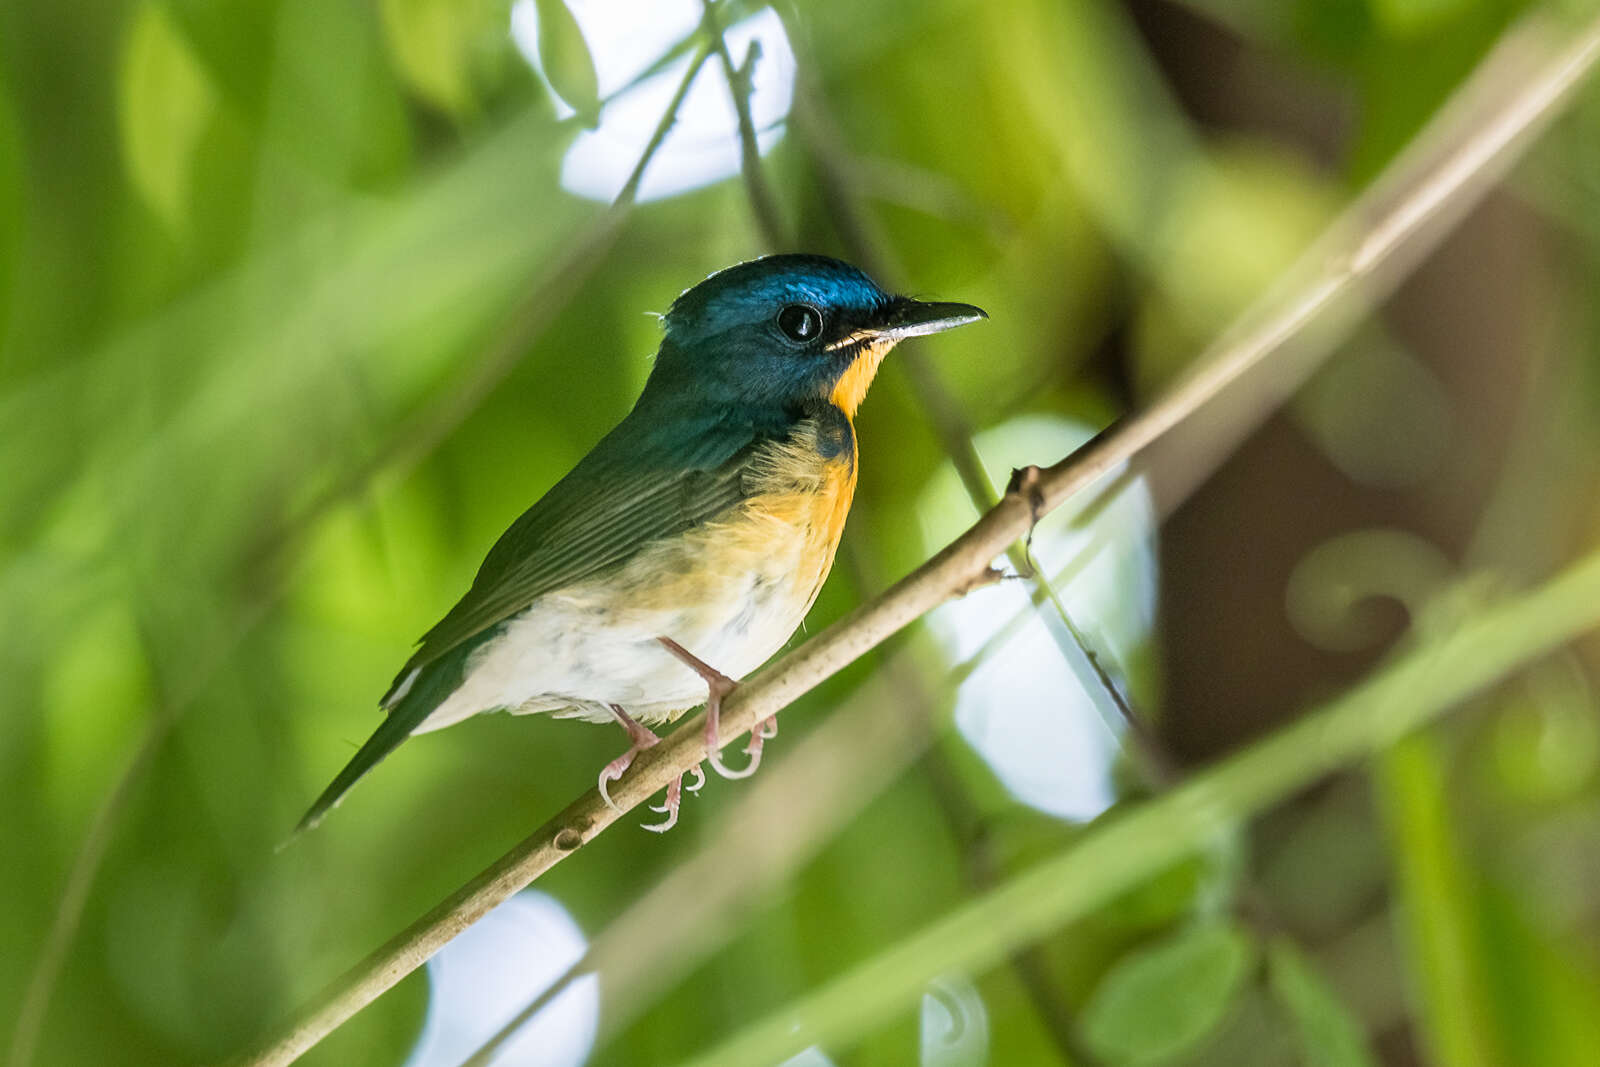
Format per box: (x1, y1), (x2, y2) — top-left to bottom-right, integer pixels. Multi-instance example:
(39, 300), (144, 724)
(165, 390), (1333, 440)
(721, 415), (858, 614)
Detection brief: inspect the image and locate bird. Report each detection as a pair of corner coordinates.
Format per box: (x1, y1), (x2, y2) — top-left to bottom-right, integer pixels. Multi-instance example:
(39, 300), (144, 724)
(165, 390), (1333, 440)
(296, 254), (985, 833)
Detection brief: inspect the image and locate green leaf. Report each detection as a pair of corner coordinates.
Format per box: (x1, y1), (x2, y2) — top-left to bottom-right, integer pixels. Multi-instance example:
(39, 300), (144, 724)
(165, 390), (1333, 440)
(117, 0), (218, 232)
(379, 0), (507, 119)
(1080, 921), (1256, 1066)
(262, 0), (413, 189)
(1368, 0), (1476, 39)
(533, 0), (601, 126)
(1379, 730), (1600, 1067)
(1267, 939), (1377, 1067)
(1376, 733), (1502, 1067)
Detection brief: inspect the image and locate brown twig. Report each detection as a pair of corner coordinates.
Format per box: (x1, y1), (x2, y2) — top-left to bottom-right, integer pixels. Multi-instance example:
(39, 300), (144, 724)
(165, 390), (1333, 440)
(230, 10), (1600, 1064)
(702, 0), (789, 250)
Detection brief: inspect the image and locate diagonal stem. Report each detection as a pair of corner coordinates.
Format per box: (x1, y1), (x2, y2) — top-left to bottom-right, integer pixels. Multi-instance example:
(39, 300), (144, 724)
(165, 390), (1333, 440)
(702, 0), (790, 250)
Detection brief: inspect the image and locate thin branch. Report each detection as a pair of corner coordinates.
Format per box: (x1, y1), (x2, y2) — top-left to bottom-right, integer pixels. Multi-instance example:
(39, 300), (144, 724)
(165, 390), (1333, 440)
(617, 41), (715, 207)
(703, 0), (789, 250)
(230, 10), (1600, 1064)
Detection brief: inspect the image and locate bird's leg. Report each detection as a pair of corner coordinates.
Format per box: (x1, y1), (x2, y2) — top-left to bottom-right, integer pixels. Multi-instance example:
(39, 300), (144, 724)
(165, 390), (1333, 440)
(656, 635), (768, 780)
(740, 713), (779, 772)
(599, 703), (688, 832)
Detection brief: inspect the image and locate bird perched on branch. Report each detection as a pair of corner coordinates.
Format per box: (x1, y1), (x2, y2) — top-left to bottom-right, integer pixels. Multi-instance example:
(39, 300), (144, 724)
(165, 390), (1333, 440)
(298, 254), (985, 833)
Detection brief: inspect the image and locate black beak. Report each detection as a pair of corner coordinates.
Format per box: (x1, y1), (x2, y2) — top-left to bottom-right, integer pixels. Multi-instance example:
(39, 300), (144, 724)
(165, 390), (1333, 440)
(872, 297), (988, 341)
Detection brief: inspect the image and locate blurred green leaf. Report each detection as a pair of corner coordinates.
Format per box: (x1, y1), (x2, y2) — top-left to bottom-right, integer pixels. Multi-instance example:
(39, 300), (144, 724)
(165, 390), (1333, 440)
(379, 0), (508, 118)
(163, 0), (278, 120)
(1482, 656), (1600, 804)
(260, 0), (413, 193)
(1266, 938), (1377, 1067)
(40, 603), (151, 827)
(1380, 727), (1600, 1067)
(1376, 733), (1502, 1067)
(1368, 0), (1477, 37)
(533, 0), (600, 126)
(1349, 17), (1508, 182)
(1081, 921), (1255, 1066)
(117, 1), (219, 232)
(1477, 883), (1600, 1067)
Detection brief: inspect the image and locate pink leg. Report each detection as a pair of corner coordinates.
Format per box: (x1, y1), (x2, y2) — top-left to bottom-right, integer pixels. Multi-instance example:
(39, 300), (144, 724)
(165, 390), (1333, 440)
(657, 636), (772, 780)
(599, 703), (686, 833)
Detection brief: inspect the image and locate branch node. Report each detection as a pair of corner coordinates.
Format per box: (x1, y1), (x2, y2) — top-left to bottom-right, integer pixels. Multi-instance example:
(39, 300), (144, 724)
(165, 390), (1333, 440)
(1005, 465), (1047, 576)
(956, 567), (1006, 597)
(554, 826), (586, 851)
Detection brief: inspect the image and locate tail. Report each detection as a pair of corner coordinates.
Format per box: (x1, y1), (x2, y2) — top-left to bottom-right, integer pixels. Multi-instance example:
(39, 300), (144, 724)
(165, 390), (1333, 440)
(292, 710), (420, 836)
(291, 646), (474, 838)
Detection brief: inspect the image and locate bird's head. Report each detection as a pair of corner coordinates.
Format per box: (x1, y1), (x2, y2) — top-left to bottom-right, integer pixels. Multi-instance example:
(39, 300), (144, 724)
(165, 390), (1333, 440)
(650, 254), (986, 418)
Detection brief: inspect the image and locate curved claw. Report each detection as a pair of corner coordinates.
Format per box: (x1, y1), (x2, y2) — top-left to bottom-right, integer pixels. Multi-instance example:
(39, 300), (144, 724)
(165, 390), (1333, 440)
(756, 716), (778, 740)
(641, 809), (679, 833)
(598, 766), (623, 812)
(708, 736), (763, 780)
(600, 704), (660, 815)
(684, 764), (706, 794)
(641, 777), (683, 833)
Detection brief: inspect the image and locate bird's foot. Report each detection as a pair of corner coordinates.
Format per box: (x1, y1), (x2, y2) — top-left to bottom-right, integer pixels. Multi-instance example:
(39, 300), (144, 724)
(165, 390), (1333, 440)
(642, 776), (684, 834)
(600, 703), (699, 832)
(640, 762), (706, 832)
(598, 705), (660, 811)
(656, 636), (768, 780)
(731, 715), (779, 778)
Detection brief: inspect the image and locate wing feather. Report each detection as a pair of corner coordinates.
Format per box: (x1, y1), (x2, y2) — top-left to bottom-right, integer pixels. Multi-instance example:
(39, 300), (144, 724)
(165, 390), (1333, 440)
(385, 416), (759, 693)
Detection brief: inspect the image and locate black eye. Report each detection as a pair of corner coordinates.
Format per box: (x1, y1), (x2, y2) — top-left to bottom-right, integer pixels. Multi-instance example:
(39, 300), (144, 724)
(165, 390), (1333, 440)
(776, 304), (823, 343)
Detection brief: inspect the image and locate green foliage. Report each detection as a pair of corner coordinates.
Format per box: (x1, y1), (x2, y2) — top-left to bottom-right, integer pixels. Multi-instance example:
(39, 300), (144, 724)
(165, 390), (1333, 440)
(531, 0), (600, 125)
(379, 0), (513, 119)
(1266, 939), (1378, 1067)
(4, 0), (1600, 1065)
(117, 1), (218, 233)
(1080, 922), (1256, 1066)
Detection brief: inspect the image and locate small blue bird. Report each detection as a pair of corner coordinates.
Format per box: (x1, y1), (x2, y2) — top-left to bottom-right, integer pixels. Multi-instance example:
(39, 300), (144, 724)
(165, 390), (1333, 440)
(298, 255), (985, 832)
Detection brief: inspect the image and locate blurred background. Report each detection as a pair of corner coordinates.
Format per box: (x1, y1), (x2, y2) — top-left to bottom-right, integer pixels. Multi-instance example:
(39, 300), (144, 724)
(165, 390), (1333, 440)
(3, 0), (1600, 1064)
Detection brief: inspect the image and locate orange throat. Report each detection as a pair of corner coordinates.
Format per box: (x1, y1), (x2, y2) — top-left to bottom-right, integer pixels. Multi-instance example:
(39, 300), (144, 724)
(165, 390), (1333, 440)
(828, 340), (894, 418)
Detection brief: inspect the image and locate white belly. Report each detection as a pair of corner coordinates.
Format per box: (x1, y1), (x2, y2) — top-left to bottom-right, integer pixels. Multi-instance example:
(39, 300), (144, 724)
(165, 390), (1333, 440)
(412, 504), (835, 732)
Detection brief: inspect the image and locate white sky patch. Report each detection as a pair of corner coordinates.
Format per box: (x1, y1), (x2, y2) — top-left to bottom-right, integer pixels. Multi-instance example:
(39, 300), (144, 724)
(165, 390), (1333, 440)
(512, 0), (796, 202)
(918, 416), (1159, 822)
(405, 891), (597, 1067)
